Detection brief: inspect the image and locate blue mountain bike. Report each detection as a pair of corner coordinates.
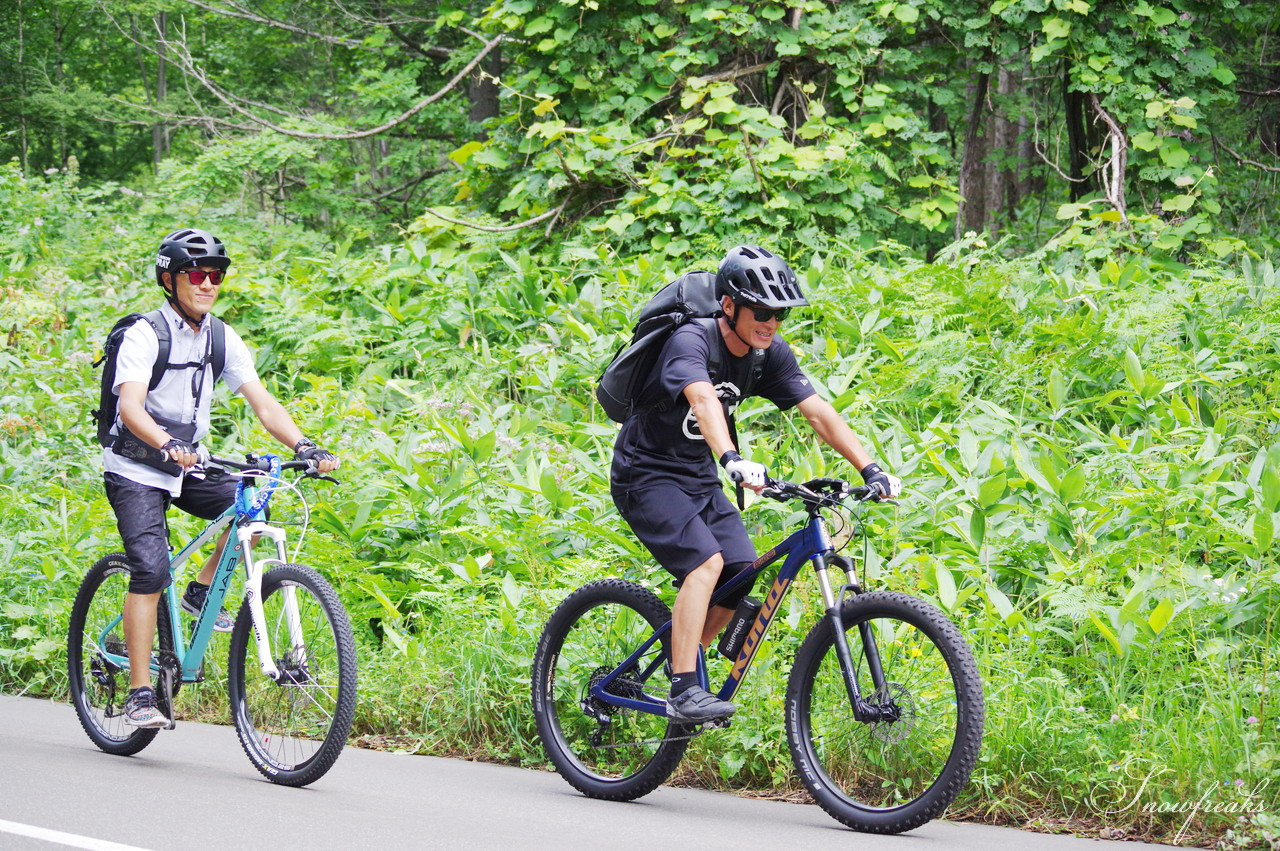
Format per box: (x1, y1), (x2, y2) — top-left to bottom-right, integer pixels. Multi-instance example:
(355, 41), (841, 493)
(67, 453), (357, 787)
(531, 476), (984, 834)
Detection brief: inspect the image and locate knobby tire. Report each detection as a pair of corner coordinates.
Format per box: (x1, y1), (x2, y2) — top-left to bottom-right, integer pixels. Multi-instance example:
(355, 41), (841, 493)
(531, 578), (690, 801)
(786, 590), (984, 834)
(227, 564), (357, 787)
(67, 553), (166, 755)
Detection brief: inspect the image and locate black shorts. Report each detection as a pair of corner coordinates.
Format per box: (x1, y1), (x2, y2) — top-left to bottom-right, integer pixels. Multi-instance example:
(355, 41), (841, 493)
(612, 483), (757, 605)
(103, 471), (238, 594)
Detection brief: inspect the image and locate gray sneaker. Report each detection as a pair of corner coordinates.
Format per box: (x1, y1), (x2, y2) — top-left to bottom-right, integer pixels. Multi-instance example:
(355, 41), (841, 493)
(181, 581), (234, 633)
(667, 686), (735, 723)
(123, 687), (170, 729)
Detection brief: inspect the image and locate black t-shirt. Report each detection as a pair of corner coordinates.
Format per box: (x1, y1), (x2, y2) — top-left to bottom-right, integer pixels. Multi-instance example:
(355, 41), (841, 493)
(611, 320), (816, 493)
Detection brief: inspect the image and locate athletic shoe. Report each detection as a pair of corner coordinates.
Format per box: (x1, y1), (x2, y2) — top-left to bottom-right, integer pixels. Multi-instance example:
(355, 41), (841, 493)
(123, 686), (170, 728)
(667, 686), (736, 723)
(181, 581), (234, 633)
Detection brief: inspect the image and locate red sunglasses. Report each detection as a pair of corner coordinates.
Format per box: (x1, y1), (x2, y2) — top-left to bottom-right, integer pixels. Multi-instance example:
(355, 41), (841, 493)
(181, 268), (225, 286)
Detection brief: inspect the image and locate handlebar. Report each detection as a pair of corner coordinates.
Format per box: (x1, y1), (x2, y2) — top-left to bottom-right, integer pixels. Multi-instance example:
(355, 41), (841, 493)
(205, 453), (339, 483)
(759, 476), (879, 508)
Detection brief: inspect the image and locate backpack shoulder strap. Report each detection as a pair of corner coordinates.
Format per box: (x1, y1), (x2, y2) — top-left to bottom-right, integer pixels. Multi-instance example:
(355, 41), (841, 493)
(141, 310), (170, 391)
(208, 316), (226, 383)
(695, 317), (722, 381)
(743, 346), (766, 398)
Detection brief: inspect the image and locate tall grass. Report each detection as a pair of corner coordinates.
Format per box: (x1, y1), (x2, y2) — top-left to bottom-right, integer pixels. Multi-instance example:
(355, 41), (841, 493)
(1, 168), (1276, 846)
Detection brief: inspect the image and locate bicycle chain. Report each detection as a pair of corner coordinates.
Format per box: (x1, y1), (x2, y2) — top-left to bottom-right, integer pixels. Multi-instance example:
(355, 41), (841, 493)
(592, 720), (727, 750)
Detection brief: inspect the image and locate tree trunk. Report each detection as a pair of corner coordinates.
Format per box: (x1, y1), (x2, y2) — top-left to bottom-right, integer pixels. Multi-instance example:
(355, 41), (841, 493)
(17, 0), (28, 172)
(153, 13), (169, 165)
(956, 68), (992, 238)
(54, 4), (67, 166)
(990, 66), (1020, 232)
(1063, 64), (1090, 201)
(467, 43), (501, 135)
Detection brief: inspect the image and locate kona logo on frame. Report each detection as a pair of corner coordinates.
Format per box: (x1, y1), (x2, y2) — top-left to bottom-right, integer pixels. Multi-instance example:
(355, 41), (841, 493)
(729, 574), (792, 680)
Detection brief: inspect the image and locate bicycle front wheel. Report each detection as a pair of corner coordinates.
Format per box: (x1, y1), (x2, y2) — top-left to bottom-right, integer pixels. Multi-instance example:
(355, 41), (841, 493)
(227, 564), (357, 787)
(67, 553), (163, 755)
(786, 590), (984, 834)
(531, 578), (689, 801)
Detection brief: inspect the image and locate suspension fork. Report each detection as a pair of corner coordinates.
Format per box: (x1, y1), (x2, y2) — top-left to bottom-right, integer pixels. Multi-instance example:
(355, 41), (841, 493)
(239, 520), (289, 681)
(814, 553), (891, 722)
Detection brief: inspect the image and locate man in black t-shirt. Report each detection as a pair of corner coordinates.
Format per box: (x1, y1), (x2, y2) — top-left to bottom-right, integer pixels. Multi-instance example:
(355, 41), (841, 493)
(611, 245), (903, 724)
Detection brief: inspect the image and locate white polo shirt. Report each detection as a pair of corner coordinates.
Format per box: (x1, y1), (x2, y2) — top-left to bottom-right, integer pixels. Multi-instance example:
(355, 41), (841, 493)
(102, 302), (259, 495)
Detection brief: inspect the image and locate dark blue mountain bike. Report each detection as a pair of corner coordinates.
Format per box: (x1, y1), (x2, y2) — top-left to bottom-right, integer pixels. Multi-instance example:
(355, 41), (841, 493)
(67, 453), (357, 787)
(531, 476), (984, 834)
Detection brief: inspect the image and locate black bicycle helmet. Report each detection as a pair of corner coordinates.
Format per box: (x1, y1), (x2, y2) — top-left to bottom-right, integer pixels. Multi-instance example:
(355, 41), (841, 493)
(155, 227), (230, 287)
(715, 245), (808, 308)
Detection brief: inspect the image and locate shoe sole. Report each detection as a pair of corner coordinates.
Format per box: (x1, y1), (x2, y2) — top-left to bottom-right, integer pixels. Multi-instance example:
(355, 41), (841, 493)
(125, 716), (170, 729)
(666, 702), (736, 724)
(182, 599), (234, 633)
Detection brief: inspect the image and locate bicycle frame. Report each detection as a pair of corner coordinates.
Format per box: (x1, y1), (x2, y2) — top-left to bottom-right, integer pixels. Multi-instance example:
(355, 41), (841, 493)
(593, 503), (885, 720)
(92, 473), (294, 685)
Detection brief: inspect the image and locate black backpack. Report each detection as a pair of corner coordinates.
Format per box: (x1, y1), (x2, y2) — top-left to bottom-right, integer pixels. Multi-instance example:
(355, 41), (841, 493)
(92, 310), (227, 447)
(597, 271), (764, 423)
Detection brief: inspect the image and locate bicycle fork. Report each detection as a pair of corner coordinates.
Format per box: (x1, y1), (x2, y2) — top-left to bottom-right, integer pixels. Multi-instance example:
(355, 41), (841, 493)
(237, 520), (295, 682)
(813, 555), (899, 724)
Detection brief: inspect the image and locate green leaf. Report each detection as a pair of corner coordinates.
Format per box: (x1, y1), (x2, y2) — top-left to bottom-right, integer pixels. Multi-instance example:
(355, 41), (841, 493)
(1148, 6), (1177, 26)
(1131, 131), (1160, 152)
(893, 4), (920, 23)
(1089, 614), (1124, 655)
(1042, 17), (1072, 39)
(1161, 193), (1197, 212)
(1254, 509), (1274, 551)
(1048, 366), (1067, 410)
(502, 571), (526, 609)
(1148, 598), (1175, 634)
(959, 429), (979, 472)
(978, 474), (1007, 507)
(985, 583), (1016, 621)
(1123, 348), (1145, 394)
(933, 560), (958, 610)
(970, 509), (986, 551)
(1159, 143), (1190, 168)
(1058, 464), (1086, 504)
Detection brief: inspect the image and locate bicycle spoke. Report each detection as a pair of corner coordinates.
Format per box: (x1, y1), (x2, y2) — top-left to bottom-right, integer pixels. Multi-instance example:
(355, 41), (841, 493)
(230, 565), (356, 785)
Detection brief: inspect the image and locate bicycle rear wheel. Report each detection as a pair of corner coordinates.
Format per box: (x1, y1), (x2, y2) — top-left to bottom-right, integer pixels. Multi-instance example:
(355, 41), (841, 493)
(531, 578), (689, 801)
(67, 553), (167, 755)
(227, 564), (357, 787)
(786, 590), (984, 834)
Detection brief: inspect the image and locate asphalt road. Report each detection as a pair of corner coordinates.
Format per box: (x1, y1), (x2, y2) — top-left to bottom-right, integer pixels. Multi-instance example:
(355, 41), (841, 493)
(0, 694), (1166, 850)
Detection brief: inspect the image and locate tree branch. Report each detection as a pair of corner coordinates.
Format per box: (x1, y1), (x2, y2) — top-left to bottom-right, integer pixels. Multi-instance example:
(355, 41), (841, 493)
(1212, 136), (1280, 173)
(388, 24), (452, 61)
(164, 32), (504, 140)
(1088, 93), (1128, 222)
(421, 201), (569, 233)
(692, 62), (774, 85)
(178, 0), (368, 50)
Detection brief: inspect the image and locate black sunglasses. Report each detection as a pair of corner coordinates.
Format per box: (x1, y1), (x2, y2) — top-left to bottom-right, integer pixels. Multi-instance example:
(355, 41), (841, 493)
(746, 305), (790, 322)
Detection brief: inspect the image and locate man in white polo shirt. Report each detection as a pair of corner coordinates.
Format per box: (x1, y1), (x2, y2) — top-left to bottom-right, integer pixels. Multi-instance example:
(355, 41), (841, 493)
(103, 227), (339, 728)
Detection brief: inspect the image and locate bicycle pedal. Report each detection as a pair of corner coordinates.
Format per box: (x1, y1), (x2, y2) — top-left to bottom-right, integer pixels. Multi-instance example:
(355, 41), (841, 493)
(702, 717), (732, 730)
